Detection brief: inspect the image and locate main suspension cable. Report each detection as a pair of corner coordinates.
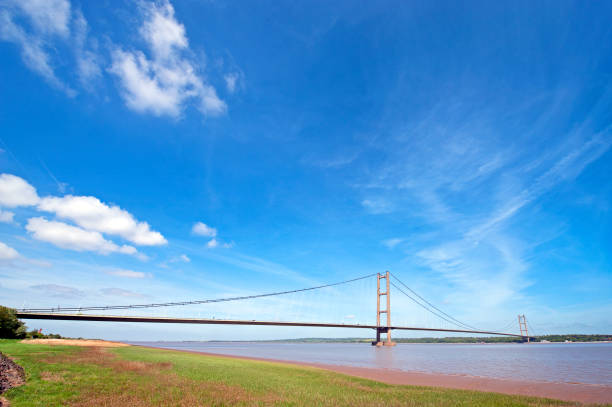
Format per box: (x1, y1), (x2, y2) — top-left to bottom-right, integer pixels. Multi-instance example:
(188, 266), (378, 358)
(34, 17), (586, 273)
(390, 273), (482, 331)
(389, 281), (481, 331)
(19, 273), (378, 313)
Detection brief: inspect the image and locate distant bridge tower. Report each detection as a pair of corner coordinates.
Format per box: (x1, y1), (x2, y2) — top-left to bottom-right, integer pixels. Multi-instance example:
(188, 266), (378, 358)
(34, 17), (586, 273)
(518, 314), (530, 343)
(372, 271), (396, 347)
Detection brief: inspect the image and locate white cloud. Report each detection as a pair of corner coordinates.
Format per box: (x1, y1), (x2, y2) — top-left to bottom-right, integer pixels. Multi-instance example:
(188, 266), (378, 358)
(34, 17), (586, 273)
(0, 209), (15, 223)
(206, 238), (233, 249)
(0, 8), (74, 95)
(11, 0), (71, 37)
(0, 173), (40, 207)
(179, 253), (190, 262)
(26, 217), (138, 255)
(38, 195), (166, 246)
(105, 268), (149, 278)
(73, 9), (101, 86)
(0, 1), (100, 96)
(0, 241), (19, 260)
(224, 72), (241, 93)
(192, 221), (217, 237)
(140, 1), (187, 60)
(110, 0), (226, 118)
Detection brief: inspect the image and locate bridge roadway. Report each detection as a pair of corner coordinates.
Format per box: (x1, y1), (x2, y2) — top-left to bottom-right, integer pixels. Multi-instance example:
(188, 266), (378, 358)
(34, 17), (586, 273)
(17, 312), (523, 338)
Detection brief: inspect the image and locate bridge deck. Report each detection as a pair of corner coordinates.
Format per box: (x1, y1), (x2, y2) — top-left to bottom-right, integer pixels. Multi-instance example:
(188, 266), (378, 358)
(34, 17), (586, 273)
(17, 312), (523, 337)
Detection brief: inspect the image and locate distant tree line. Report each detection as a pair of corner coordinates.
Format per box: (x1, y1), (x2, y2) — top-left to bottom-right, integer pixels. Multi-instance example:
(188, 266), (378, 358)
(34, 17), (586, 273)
(0, 306), (63, 339)
(266, 335), (611, 343)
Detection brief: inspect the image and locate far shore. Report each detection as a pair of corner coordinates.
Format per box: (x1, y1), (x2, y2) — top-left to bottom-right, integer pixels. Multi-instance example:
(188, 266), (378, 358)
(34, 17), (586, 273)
(134, 342), (612, 405)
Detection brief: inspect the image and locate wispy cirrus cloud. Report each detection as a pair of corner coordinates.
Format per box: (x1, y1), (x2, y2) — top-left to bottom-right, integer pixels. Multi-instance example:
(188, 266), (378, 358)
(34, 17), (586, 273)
(30, 283), (85, 298)
(0, 0), (76, 95)
(105, 268), (150, 279)
(353, 86), (612, 323)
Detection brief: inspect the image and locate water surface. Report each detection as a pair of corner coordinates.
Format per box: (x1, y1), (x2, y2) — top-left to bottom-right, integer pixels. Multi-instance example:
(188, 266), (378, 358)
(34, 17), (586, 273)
(132, 341), (612, 386)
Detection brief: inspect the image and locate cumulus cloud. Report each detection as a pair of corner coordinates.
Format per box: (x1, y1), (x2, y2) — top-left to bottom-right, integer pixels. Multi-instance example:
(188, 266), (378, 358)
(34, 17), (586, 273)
(0, 173), (40, 207)
(26, 217), (138, 255)
(109, 0), (226, 118)
(192, 221), (216, 237)
(192, 222), (232, 248)
(0, 241), (19, 260)
(105, 268), (149, 278)
(206, 238), (233, 249)
(0, 173), (165, 258)
(38, 195), (166, 246)
(0, 209), (15, 223)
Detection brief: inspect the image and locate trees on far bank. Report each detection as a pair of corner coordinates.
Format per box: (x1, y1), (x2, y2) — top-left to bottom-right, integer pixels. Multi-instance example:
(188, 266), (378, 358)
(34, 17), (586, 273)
(0, 306), (26, 339)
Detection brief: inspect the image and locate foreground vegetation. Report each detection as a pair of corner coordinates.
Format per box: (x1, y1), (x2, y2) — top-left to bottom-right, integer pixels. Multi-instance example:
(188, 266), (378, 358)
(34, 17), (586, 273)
(1, 340), (606, 407)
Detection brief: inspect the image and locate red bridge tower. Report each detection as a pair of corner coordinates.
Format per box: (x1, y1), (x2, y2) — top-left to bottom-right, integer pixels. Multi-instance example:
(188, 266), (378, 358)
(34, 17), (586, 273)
(372, 271), (396, 346)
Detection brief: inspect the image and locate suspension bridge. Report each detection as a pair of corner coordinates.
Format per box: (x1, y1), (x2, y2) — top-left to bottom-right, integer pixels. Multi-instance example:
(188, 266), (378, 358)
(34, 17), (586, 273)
(15, 271), (533, 346)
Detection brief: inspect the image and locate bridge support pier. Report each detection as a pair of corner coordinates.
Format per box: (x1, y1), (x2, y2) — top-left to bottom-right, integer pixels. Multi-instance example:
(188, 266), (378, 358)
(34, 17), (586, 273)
(372, 271), (396, 347)
(372, 327), (396, 347)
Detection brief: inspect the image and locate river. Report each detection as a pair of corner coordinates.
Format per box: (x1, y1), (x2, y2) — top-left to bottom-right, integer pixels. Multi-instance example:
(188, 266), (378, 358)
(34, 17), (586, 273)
(131, 341), (612, 386)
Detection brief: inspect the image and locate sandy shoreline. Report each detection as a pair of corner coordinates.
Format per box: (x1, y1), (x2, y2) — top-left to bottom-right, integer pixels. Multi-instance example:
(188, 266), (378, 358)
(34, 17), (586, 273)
(21, 338), (129, 347)
(135, 344), (612, 405)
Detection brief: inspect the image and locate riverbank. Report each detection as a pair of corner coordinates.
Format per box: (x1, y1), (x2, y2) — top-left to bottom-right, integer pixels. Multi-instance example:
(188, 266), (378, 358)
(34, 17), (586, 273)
(137, 344), (612, 405)
(0, 339), (609, 406)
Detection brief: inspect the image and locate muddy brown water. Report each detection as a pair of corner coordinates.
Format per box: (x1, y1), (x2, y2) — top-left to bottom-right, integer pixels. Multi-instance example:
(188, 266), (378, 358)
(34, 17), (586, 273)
(131, 341), (612, 386)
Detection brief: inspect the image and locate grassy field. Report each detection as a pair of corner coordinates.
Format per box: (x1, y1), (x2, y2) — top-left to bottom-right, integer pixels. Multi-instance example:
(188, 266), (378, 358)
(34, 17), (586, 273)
(0, 339), (603, 407)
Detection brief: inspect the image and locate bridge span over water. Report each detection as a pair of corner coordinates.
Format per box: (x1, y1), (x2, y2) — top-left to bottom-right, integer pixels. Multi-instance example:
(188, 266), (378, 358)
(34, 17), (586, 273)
(16, 271), (532, 345)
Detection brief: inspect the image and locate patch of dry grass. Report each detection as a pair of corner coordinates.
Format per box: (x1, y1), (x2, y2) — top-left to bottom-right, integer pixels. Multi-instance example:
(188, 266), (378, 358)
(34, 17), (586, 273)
(21, 339), (128, 347)
(42, 346), (283, 406)
(39, 372), (64, 382)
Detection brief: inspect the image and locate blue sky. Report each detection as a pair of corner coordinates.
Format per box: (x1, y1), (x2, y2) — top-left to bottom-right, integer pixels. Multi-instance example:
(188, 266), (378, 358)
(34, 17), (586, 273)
(0, 0), (611, 340)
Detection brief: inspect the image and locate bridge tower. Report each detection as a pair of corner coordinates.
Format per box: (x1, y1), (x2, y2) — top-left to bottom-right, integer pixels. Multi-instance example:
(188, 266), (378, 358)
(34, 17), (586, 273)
(372, 271), (396, 347)
(518, 314), (529, 343)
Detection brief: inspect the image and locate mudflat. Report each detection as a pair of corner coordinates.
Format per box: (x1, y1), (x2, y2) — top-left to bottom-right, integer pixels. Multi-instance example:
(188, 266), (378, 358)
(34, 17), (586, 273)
(306, 363), (612, 405)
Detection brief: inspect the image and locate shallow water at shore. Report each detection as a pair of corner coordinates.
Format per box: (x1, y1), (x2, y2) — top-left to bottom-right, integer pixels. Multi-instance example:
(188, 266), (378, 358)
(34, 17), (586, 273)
(131, 341), (612, 386)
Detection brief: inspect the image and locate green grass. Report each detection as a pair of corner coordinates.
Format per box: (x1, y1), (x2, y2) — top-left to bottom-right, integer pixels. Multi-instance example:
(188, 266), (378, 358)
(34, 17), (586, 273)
(0, 339), (604, 406)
